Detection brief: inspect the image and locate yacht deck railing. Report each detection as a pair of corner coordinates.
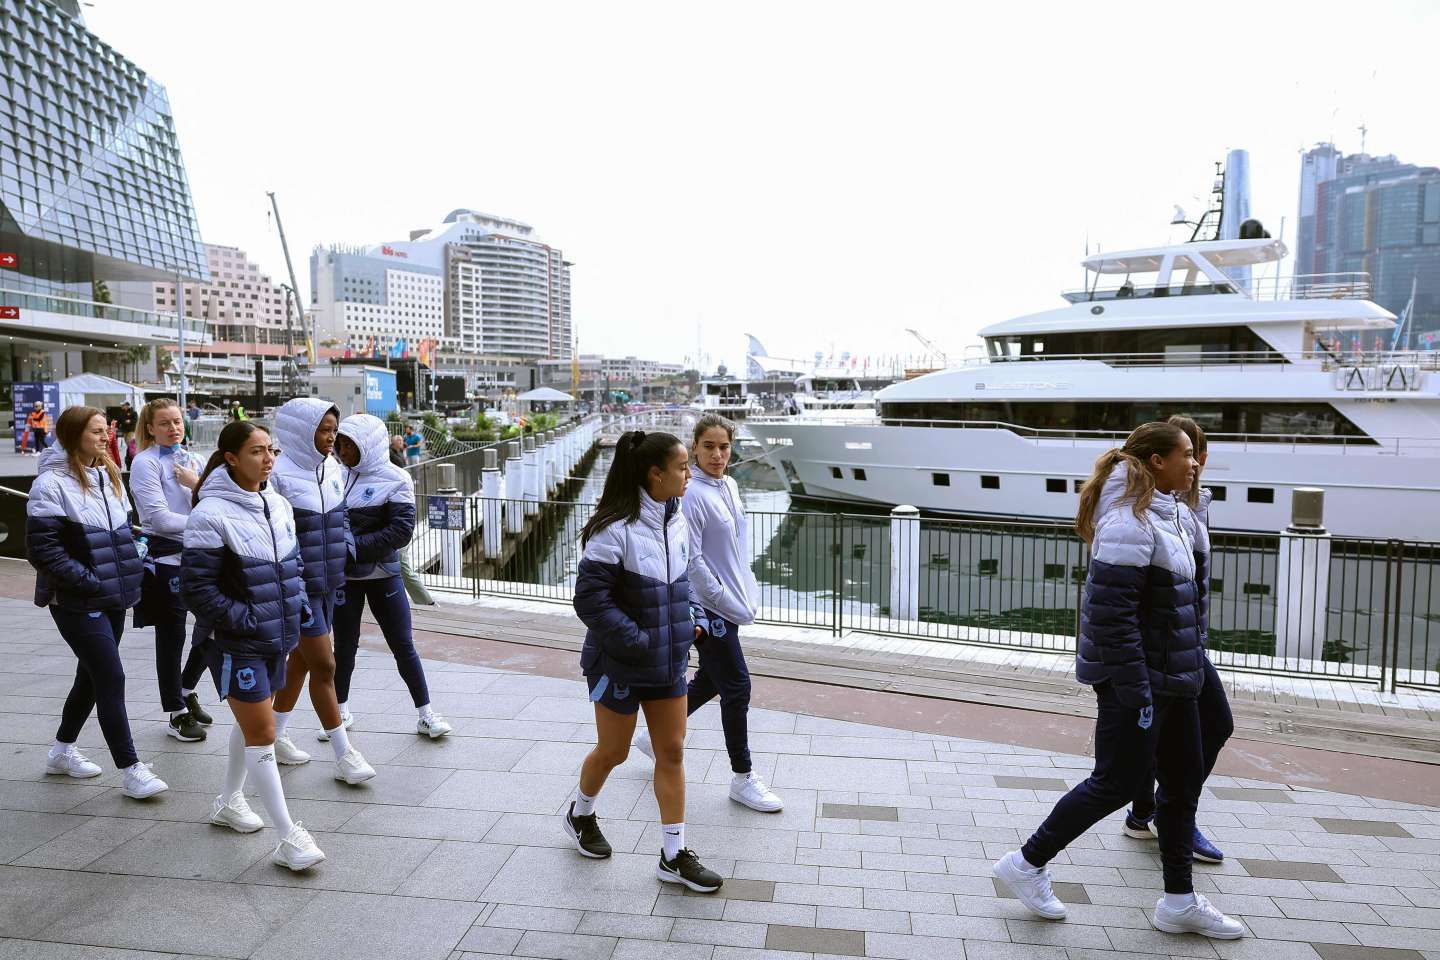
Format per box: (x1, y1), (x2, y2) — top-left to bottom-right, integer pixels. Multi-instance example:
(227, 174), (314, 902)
(952, 350), (1440, 372)
(1062, 272), (1372, 303)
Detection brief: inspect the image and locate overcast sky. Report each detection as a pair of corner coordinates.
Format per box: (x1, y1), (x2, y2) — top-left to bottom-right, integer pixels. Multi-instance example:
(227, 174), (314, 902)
(87, 0), (1440, 374)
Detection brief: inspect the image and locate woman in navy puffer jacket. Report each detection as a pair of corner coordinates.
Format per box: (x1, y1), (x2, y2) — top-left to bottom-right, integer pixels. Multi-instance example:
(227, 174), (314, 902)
(27, 405), (166, 800)
(994, 422), (1246, 941)
(565, 430), (723, 895)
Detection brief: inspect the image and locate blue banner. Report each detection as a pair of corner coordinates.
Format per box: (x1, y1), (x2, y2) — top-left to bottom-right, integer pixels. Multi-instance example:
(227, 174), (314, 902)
(364, 368), (398, 417)
(426, 496), (465, 531)
(12, 381), (59, 453)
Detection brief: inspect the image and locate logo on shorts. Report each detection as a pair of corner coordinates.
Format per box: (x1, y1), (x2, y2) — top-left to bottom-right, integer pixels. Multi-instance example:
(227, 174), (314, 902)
(236, 667), (257, 691)
(711, 618), (727, 638)
(87, 611), (102, 619)
(334, 588), (346, 607)
(612, 683), (631, 701)
(168, 575), (181, 594)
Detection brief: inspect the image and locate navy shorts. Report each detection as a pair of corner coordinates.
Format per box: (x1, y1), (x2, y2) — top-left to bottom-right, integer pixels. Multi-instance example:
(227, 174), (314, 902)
(585, 673), (687, 715)
(210, 649), (286, 704)
(300, 591), (336, 639)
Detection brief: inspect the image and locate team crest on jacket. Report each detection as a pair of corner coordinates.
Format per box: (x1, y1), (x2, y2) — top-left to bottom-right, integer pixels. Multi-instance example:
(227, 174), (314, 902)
(362, 486), (375, 501)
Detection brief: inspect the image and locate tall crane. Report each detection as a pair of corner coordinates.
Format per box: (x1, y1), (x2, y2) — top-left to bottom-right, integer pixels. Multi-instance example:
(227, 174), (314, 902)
(267, 191), (312, 385)
(905, 328), (949, 366)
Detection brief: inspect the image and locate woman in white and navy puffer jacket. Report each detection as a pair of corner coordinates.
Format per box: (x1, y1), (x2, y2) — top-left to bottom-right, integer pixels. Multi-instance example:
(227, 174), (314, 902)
(26, 405), (166, 799)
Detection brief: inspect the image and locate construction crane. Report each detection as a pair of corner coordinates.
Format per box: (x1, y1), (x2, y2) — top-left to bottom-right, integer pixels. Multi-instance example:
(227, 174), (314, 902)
(905, 328), (949, 366)
(267, 191), (312, 385)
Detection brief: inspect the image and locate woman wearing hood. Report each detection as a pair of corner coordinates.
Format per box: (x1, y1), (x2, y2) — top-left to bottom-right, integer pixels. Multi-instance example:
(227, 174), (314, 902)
(26, 406), (168, 800)
(182, 421), (325, 870)
(329, 414), (452, 739)
(265, 398), (376, 784)
(993, 421), (1245, 941)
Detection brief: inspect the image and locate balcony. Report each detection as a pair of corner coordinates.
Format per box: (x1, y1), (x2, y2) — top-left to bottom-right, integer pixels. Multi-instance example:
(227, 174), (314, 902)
(0, 287), (210, 346)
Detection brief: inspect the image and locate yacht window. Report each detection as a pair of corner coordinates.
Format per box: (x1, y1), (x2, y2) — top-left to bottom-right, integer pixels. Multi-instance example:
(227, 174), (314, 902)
(830, 466), (842, 480)
(932, 472), (950, 487)
(1209, 485), (1227, 501)
(1247, 487), (1275, 504)
(1243, 582), (1272, 596)
(1043, 563), (1066, 580)
(1209, 578), (1224, 594)
(852, 468), (867, 481)
(1045, 478), (1067, 493)
(978, 559), (999, 576)
(1073, 479), (1084, 493)
(980, 475), (1000, 489)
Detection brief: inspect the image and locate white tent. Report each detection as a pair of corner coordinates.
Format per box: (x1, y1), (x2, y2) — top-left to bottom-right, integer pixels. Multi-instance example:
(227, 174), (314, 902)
(58, 373), (146, 412)
(516, 387), (574, 402)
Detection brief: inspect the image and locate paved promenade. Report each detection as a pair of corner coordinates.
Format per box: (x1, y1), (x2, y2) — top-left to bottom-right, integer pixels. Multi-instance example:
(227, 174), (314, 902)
(1, 591), (1438, 960)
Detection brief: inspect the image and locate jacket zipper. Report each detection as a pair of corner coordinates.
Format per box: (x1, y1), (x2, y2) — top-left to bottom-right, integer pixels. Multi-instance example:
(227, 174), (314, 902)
(263, 497), (287, 651)
(662, 500), (673, 678)
(316, 463), (329, 585)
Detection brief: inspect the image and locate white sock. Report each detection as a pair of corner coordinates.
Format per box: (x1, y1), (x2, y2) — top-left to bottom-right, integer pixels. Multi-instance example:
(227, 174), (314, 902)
(662, 822), (685, 860)
(417, 703), (435, 722)
(245, 744), (295, 836)
(337, 700), (350, 718)
(273, 710), (291, 737)
(180, 687), (194, 699)
(224, 726), (247, 798)
(326, 724), (351, 759)
(573, 787), (597, 817)
(170, 709), (188, 721)
(50, 740), (73, 758)
(1017, 852), (1042, 874)
(1164, 891), (1198, 910)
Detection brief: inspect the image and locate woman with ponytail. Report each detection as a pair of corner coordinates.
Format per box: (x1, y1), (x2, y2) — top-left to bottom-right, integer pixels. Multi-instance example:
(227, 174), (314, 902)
(130, 398), (212, 742)
(27, 405), (167, 799)
(565, 430), (723, 894)
(994, 422), (1246, 940)
(1122, 416), (1233, 866)
(183, 421), (325, 871)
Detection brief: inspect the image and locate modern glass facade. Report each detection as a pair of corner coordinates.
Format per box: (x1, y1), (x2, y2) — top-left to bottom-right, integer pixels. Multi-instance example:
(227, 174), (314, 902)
(0, 0), (207, 301)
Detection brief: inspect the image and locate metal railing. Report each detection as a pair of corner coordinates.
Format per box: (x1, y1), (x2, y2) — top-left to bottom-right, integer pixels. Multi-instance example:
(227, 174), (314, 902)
(879, 349), (1440, 373)
(0, 287), (209, 338)
(1061, 272), (1372, 303)
(418, 497), (1440, 692)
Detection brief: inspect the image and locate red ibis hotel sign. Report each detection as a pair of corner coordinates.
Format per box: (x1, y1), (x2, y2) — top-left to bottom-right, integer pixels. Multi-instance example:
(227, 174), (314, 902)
(0, 252), (17, 268)
(380, 246), (409, 259)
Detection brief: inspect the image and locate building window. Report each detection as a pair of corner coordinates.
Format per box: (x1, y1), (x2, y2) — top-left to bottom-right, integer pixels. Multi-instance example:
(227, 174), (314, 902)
(1045, 478), (1067, 493)
(1247, 487), (1274, 504)
(852, 468), (867, 481)
(980, 475), (1000, 489)
(932, 472), (950, 486)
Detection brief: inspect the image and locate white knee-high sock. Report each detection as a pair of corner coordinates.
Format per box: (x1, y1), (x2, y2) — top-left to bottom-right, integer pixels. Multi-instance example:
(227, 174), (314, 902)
(245, 744), (295, 836)
(224, 725), (247, 797)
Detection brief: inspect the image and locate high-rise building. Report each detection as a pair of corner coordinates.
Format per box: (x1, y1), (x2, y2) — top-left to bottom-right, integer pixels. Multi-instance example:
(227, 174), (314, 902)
(1295, 145), (1440, 347)
(309, 244), (446, 356)
(0, 0), (208, 384)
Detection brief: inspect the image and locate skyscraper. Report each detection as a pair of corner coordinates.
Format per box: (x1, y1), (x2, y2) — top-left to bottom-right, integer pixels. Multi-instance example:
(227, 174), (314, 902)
(1295, 145), (1440, 348)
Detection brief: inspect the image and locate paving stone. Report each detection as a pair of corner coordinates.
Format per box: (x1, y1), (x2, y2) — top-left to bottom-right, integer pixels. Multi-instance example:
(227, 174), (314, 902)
(1313, 945), (1426, 960)
(1238, 858), (1343, 882)
(765, 923), (866, 957)
(866, 931), (990, 960)
(0, 809), (92, 864)
(1211, 787), (1295, 803)
(670, 917), (770, 948)
(992, 776), (1068, 792)
(577, 911), (675, 941)
(773, 882), (863, 908)
(239, 830), (440, 894)
(339, 803), (504, 842)
(992, 876), (1091, 904)
(722, 900), (817, 927)
(252, 890), (480, 960)
(88, 817), (274, 882)
(613, 938), (715, 960)
(513, 930), (617, 960)
(1316, 818), (1414, 838)
(486, 903), (586, 932)
(1243, 917), (1360, 945)
(820, 803), (900, 822)
(684, 879), (777, 902)
(455, 926), (526, 955)
(395, 839), (515, 900)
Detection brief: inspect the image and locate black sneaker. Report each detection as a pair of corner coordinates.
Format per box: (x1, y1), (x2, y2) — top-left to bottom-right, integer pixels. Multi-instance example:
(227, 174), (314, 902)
(563, 802), (611, 859)
(185, 693), (214, 726)
(167, 712), (207, 742)
(657, 848), (723, 893)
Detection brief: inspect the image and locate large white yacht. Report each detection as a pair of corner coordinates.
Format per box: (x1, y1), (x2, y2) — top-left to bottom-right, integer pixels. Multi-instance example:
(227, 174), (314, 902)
(751, 233), (1440, 539)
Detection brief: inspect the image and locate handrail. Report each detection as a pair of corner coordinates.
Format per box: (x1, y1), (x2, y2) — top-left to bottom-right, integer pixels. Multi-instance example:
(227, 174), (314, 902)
(0, 287), (209, 337)
(1061, 272), (1372, 304)
(928, 350), (1440, 372)
(0, 484), (29, 499)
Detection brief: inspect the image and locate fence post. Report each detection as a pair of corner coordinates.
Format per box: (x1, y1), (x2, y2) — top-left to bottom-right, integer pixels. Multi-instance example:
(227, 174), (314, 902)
(504, 441), (525, 535)
(1390, 539), (1405, 694)
(830, 514), (841, 637)
(435, 462), (463, 580)
(1273, 488), (1330, 665)
(522, 436), (540, 516)
(889, 505), (921, 623)
(481, 447), (502, 560)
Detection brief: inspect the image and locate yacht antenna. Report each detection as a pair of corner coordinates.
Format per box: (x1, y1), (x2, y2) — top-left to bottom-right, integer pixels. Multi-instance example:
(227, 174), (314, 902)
(1188, 161), (1225, 243)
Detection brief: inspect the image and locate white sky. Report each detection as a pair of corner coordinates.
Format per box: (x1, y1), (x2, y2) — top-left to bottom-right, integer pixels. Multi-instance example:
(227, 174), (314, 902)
(87, 0), (1440, 374)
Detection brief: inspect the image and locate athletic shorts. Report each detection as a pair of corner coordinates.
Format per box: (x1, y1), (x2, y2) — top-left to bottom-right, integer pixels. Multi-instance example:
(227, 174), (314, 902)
(585, 673), (687, 715)
(300, 591), (336, 639)
(210, 650), (286, 704)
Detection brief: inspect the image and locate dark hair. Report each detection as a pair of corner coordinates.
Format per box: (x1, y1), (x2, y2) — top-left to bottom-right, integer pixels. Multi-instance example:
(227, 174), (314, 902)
(1074, 421), (1187, 543)
(1165, 415), (1208, 509)
(692, 413), (737, 445)
(193, 421), (271, 507)
(580, 430), (685, 545)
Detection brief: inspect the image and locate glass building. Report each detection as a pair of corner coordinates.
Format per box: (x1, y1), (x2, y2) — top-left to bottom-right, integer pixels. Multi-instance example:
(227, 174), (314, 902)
(0, 0), (207, 382)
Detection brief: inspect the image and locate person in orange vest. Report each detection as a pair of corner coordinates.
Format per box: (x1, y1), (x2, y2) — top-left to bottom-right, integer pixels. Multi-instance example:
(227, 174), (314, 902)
(25, 401), (49, 454)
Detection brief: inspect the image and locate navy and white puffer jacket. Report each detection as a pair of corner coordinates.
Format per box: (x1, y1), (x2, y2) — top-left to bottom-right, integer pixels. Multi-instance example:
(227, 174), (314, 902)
(26, 446), (143, 611)
(271, 398), (351, 596)
(574, 491), (695, 688)
(1184, 487), (1214, 648)
(338, 414), (416, 580)
(182, 466), (308, 659)
(1075, 463), (1204, 707)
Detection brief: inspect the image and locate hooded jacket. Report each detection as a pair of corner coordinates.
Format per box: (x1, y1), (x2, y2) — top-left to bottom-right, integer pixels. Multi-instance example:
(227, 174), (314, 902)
(270, 398), (351, 596)
(681, 465), (758, 626)
(574, 491), (695, 688)
(129, 443), (205, 564)
(338, 414), (416, 580)
(26, 446), (143, 611)
(182, 465), (307, 658)
(1184, 487), (1214, 647)
(1074, 462), (1205, 707)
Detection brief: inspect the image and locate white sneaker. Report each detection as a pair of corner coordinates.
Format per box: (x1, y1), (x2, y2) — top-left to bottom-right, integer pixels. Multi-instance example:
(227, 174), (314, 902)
(271, 822), (325, 871)
(417, 714), (453, 739)
(121, 762), (169, 799)
(315, 709), (355, 742)
(992, 850), (1066, 920)
(634, 730), (654, 762)
(730, 771), (784, 812)
(273, 734), (311, 765)
(1151, 893), (1246, 939)
(333, 747), (376, 784)
(209, 792), (264, 833)
(45, 747), (101, 779)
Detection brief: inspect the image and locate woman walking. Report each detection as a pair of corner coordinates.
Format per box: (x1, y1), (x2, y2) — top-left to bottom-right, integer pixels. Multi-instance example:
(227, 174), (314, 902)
(635, 414), (781, 812)
(27, 406), (168, 799)
(183, 421), (325, 870)
(129, 398), (212, 742)
(329, 414), (452, 739)
(566, 430), (723, 893)
(267, 398), (375, 783)
(992, 421), (1245, 939)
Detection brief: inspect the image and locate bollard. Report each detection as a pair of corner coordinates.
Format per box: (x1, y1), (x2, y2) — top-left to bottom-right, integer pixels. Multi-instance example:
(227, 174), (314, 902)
(1274, 487), (1330, 664)
(522, 435), (540, 516)
(889, 505), (921, 622)
(481, 447), (502, 560)
(504, 440), (525, 534)
(435, 464), (463, 579)
(541, 430), (556, 497)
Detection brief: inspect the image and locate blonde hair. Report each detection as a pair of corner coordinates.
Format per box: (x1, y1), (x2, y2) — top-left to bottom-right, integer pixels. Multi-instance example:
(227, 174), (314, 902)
(54, 405), (124, 498)
(137, 398), (182, 452)
(1074, 421), (1186, 544)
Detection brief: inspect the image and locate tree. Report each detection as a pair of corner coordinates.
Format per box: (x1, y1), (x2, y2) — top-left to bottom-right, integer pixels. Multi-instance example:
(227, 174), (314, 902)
(123, 344), (151, 383)
(92, 279), (112, 319)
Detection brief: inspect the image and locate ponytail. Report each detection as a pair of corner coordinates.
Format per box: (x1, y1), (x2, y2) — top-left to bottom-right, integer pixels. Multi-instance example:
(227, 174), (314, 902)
(1074, 421), (1186, 543)
(580, 430), (684, 545)
(193, 421), (269, 507)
